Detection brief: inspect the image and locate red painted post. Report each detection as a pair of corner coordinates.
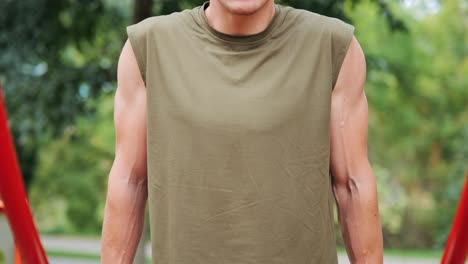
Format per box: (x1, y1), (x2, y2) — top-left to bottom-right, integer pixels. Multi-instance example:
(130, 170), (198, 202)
(441, 168), (468, 264)
(0, 84), (48, 263)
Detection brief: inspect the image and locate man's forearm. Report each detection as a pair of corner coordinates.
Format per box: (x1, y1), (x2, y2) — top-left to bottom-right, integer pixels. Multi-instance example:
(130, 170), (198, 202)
(101, 166), (148, 263)
(333, 163), (383, 264)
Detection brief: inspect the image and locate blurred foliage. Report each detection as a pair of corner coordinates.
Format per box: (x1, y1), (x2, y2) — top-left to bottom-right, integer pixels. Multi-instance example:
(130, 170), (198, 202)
(30, 93), (114, 233)
(346, 0), (468, 248)
(1, 0), (466, 249)
(0, 0), (400, 191)
(0, 0), (126, 188)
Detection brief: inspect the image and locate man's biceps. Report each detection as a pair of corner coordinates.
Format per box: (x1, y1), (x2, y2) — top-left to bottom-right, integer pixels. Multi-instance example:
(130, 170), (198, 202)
(114, 90), (145, 125)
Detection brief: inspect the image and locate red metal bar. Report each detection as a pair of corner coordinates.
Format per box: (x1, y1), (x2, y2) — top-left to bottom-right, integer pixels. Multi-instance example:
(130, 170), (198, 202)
(0, 84), (48, 263)
(441, 168), (468, 264)
(15, 246), (23, 264)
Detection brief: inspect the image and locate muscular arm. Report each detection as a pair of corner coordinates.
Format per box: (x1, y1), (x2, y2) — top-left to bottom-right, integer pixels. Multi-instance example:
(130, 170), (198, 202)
(330, 36), (384, 263)
(101, 40), (148, 263)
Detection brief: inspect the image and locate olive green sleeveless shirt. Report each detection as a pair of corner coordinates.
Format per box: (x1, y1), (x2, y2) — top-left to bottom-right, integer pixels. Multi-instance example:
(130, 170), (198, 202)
(127, 1), (354, 263)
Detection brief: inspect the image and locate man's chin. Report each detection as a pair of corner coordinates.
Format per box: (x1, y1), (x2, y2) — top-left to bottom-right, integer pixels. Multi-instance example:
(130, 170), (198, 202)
(222, 0), (268, 16)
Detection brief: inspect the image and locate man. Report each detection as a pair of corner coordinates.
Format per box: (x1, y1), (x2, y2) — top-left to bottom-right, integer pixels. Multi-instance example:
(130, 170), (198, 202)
(101, 0), (384, 263)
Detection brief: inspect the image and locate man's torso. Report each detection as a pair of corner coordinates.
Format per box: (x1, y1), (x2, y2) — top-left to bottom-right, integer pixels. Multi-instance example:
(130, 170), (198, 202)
(127, 2), (354, 263)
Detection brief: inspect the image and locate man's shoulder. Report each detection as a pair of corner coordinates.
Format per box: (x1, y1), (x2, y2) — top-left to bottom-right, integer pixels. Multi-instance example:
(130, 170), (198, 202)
(280, 5), (352, 34)
(127, 8), (195, 35)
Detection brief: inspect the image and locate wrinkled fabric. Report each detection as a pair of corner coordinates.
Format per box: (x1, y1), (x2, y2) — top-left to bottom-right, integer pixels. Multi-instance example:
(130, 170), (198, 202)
(127, 1), (354, 263)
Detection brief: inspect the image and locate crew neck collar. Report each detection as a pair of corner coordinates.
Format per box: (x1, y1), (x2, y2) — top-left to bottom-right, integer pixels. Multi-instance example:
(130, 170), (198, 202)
(197, 1), (281, 46)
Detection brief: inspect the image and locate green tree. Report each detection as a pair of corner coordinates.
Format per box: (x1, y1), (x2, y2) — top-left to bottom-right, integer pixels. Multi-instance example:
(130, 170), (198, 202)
(345, 0), (467, 247)
(31, 93), (115, 233)
(0, 0), (126, 188)
(8, 0), (464, 249)
(0, 0), (401, 189)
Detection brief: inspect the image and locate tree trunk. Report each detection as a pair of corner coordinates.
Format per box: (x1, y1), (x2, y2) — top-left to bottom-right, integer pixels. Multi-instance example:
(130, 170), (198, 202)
(160, 0), (180, 15)
(133, 0), (153, 23)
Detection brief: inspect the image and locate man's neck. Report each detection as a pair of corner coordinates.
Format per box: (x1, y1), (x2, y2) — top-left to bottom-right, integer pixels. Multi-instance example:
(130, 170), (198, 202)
(204, 0), (275, 36)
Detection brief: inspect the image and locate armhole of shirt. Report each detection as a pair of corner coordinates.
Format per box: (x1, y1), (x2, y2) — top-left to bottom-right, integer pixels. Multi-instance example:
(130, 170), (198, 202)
(331, 19), (355, 90)
(127, 23), (148, 85)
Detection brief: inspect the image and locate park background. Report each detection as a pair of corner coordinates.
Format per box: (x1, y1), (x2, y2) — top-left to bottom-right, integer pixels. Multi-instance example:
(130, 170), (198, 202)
(0, 0), (467, 262)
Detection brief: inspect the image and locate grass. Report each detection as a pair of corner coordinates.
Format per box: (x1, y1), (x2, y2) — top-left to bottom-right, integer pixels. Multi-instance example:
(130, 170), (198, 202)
(337, 247), (442, 259)
(47, 250), (152, 263)
(383, 249), (442, 259)
(47, 248), (442, 262)
(46, 250), (100, 260)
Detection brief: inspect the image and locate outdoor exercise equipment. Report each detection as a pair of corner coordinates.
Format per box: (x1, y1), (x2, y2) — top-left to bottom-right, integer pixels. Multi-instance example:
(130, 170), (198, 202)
(0, 83), (48, 264)
(441, 169), (468, 264)
(0, 200), (21, 264)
